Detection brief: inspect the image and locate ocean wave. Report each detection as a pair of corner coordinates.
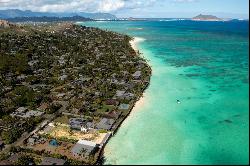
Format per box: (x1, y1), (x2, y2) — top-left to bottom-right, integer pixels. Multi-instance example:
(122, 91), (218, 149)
(159, 19), (187, 22)
(133, 37), (146, 43)
(127, 27), (144, 30)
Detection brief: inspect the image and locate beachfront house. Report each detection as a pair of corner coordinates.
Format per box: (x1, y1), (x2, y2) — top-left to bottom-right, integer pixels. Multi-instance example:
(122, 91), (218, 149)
(71, 140), (98, 157)
(96, 118), (115, 130)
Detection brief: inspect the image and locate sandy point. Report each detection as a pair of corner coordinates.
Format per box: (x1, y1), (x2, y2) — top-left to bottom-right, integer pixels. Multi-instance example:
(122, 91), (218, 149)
(130, 37), (146, 52)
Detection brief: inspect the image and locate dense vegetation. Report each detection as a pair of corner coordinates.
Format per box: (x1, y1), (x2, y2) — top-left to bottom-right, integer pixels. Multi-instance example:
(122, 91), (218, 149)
(0, 22), (151, 164)
(0, 23), (150, 116)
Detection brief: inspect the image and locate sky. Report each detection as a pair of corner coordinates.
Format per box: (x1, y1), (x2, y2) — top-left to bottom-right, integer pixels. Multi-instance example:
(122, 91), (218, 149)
(0, 0), (249, 18)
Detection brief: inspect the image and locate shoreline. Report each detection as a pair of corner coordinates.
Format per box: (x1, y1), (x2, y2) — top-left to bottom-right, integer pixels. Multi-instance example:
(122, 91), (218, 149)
(96, 36), (151, 165)
(129, 37), (148, 108)
(129, 37), (146, 53)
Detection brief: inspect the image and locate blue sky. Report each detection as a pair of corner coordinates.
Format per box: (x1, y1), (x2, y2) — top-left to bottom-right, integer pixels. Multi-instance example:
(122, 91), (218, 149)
(0, 0), (249, 18)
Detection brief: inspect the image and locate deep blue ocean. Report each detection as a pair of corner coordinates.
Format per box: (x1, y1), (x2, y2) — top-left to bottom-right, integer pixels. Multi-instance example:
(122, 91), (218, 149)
(80, 20), (249, 165)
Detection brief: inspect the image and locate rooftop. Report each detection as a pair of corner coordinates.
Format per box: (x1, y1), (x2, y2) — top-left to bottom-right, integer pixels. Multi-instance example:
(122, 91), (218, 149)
(96, 118), (115, 130)
(72, 139), (97, 155)
(40, 157), (66, 165)
(78, 139), (97, 147)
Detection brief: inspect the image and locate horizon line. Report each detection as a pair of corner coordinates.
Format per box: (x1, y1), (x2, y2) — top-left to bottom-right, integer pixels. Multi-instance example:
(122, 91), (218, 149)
(0, 8), (249, 19)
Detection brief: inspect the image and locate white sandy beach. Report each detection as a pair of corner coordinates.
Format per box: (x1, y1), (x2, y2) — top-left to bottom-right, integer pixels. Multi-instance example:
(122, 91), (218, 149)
(130, 37), (146, 52)
(133, 95), (147, 110)
(130, 37), (148, 109)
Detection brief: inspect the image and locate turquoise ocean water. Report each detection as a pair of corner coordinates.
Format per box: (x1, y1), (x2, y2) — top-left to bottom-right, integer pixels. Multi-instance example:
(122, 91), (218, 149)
(80, 20), (249, 165)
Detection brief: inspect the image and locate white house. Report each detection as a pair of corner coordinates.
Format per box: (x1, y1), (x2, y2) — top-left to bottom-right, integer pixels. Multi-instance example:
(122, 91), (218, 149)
(71, 140), (98, 156)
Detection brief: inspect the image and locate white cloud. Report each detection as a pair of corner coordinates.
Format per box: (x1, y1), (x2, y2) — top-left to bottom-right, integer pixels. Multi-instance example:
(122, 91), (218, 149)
(98, 0), (125, 12)
(0, 0), (158, 13)
(172, 0), (198, 2)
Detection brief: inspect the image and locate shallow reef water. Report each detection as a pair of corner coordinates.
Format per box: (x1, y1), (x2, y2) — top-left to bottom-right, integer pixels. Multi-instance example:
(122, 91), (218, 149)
(81, 20), (249, 165)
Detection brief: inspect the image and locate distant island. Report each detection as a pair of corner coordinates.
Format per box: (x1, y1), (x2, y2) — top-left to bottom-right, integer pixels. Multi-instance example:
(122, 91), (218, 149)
(0, 9), (117, 20)
(192, 14), (223, 21)
(6, 16), (92, 23)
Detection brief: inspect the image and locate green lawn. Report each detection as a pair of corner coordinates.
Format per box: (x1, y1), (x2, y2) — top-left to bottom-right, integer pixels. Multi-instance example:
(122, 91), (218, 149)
(54, 115), (70, 124)
(95, 104), (116, 115)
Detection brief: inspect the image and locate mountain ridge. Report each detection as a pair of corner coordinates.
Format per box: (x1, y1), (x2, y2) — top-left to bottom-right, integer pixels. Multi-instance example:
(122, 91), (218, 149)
(0, 9), (117, 20)
(6, 16), (93, 22)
